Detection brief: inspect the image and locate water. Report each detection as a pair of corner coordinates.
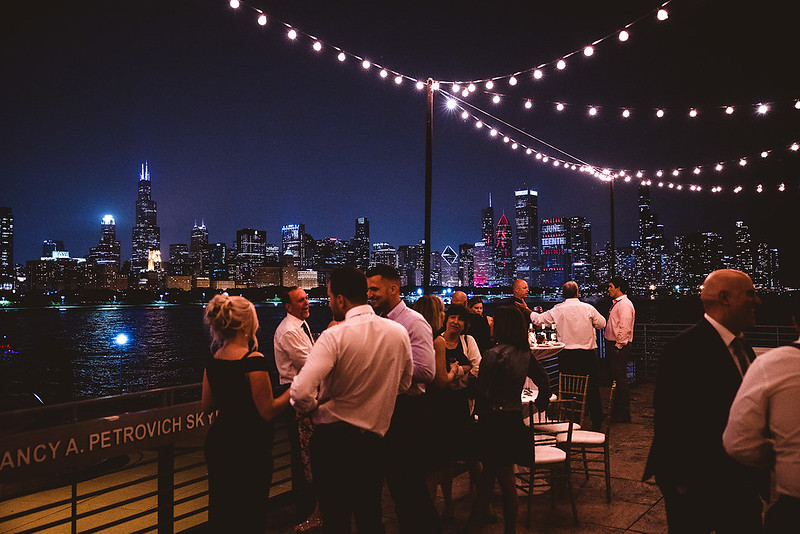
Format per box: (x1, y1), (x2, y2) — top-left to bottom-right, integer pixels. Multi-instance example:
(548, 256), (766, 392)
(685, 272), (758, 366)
(1, 292), (791, 412)
(0, 304), (333, 411)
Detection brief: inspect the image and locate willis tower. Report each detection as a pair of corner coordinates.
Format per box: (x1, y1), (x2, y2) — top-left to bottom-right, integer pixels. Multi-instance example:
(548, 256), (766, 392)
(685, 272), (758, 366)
(131, 162), (161, 272)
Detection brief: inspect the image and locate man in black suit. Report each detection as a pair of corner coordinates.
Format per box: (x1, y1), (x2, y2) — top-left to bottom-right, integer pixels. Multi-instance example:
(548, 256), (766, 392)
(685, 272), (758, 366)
(643, 269), (765, 533)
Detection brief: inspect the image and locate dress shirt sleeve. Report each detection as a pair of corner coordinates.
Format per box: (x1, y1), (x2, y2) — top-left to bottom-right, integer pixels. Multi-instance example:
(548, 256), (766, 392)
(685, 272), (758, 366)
(409, 318), (436, 384)
(590, 306), (606, 329)
(290, 332), (336, 413)
(614, 302), (634, 346)
(530, 309), (555, 327)
(464, 335), (482, 377)
(723, 361), (773, 468)
(276, 327), (312, 373)
(398, 333), (413, 395)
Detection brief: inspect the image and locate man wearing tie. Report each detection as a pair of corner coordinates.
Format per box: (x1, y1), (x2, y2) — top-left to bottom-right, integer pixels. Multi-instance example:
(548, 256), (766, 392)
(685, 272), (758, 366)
(274, 286), (319, 532)
(643, 269), (765, 533)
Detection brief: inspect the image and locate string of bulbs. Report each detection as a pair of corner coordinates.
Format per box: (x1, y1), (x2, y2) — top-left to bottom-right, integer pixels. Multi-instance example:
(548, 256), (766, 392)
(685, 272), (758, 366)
(225, 0), (798, 195)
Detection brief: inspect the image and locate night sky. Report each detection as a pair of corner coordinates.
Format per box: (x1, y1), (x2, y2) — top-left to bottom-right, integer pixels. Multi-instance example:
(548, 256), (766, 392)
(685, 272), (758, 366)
(3, 1), (799, 283)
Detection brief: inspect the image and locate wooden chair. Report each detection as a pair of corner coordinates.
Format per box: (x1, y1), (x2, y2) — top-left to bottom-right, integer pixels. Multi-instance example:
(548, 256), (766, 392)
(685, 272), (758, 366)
(516, 398), (579, 527)
(558, 373), (589, 429)
(556, 382), (617, 502)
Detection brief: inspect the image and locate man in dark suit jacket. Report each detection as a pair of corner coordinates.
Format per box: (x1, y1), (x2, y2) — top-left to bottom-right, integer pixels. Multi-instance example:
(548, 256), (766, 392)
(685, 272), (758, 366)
(643, 269), (765, 533)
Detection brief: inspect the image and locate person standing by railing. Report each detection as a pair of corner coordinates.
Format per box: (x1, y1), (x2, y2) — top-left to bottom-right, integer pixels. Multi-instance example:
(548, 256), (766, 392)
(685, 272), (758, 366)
(201, 294), (290, 532)
(605, 277), (635, 423)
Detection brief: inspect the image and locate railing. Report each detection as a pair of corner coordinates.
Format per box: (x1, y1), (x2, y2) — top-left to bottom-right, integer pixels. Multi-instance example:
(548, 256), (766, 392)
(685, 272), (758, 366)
(616, 323), (797, 385)
(0, 385), (291, 534)
(2, 323), (795, 532)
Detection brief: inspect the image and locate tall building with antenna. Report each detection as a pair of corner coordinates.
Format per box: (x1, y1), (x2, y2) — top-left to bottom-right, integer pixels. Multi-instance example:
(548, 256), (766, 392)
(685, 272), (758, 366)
(131, 162), (161, 273)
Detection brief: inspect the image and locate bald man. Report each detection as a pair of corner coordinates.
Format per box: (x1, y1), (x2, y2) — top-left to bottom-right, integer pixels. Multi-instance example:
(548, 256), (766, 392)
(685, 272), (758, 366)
(643, 269), (765, 533)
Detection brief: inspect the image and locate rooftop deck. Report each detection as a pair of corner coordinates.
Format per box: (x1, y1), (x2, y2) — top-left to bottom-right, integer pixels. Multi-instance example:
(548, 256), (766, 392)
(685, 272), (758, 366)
(260, 382), (665, 534)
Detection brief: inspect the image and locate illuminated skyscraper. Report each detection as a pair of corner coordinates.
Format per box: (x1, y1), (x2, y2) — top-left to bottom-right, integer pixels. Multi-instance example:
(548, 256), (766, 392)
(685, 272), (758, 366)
(734, 221), (754, 275)
(480, 195), (495, 283)
(88, 215), (122, 269)
(190, 222), (209, 275)
(493, 212), (513, 286)
(0, 207), (13, 291)
(131, 163), (161, 272)
(540, 217), (566, 288)
(352, 217), (370, 272)
(514, 189), (539, 286)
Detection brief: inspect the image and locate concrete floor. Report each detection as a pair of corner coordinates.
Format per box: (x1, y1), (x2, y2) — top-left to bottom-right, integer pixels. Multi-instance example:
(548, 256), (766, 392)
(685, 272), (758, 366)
(263, 382), (667, 534)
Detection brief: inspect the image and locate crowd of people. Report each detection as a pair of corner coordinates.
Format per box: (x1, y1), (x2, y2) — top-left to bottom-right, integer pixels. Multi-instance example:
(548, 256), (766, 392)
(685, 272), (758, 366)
(199, 265), (798, 534)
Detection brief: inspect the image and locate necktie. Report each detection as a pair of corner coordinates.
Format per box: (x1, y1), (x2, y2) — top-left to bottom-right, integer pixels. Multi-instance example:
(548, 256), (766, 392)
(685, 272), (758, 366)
(301, 321), (314, 344)
(730, 336), (751, 376)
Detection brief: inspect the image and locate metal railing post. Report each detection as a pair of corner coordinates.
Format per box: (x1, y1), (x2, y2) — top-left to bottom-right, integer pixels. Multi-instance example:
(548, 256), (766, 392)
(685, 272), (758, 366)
(72, 480), (78, 534)
(158, 444), (175, 534)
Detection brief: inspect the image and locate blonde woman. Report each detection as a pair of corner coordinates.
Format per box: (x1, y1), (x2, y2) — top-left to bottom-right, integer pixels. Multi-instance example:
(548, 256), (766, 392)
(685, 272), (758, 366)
(201, 294), (290, 532)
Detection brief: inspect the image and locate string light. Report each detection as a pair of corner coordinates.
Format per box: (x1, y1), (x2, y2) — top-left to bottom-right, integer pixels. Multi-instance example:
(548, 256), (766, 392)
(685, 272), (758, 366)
(227, 0), (791, 197)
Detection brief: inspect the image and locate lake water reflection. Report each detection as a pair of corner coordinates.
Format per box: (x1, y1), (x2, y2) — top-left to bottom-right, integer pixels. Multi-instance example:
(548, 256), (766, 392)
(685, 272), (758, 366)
(0, 304), (333, 411)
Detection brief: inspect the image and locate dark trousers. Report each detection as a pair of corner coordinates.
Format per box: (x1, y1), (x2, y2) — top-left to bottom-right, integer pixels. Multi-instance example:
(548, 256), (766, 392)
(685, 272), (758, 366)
(286, 408), (315, 519)
(766, 495), (800, 534)
(558, 348), (604, 429)
(311, 422), (386, 534)
(659, 482), (763, 533)
(605, 341), (631, 420)
(384, 394), (442, 534)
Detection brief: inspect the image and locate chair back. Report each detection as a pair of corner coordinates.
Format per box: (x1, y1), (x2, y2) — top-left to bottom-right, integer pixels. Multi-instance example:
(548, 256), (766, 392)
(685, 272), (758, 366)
(558, 374), (589, 426)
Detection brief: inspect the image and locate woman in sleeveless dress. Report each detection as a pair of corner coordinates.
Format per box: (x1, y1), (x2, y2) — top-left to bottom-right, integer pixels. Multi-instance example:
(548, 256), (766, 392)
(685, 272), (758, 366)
(201, 295), (290, 532)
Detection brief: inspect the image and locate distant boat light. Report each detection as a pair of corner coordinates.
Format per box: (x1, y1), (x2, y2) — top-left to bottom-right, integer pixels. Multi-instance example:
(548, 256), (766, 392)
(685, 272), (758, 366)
(115, 334), (129, 345)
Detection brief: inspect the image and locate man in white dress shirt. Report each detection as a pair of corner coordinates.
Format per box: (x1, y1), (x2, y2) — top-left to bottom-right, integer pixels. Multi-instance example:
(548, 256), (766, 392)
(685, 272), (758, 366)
(724, 300), (800, 532)
(605, 276), (636, 422)
(273, 286), (317, 527)
(531, 280), (606, 430)
(291, 266), (413, 533)
(367, 264), (440, 533)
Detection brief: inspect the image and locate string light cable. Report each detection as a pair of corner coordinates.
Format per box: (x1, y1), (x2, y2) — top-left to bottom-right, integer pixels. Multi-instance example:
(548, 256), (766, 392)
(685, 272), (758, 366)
(445, 93), (799, 195)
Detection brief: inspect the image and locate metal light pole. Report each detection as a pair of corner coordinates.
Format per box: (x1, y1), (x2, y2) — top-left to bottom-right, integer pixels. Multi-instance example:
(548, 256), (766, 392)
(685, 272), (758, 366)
(609, 177), (616, 279)
(423, 78), (433, 294)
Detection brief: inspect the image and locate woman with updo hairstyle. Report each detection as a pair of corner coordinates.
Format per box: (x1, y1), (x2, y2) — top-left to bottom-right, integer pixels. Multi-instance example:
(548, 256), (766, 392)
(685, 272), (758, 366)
(201, 294), (290, 532)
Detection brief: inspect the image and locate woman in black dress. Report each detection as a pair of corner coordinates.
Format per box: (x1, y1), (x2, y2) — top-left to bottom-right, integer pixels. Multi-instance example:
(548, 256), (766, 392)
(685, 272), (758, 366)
(426, 303), (482, 522)
(467, 305), (551, 534)
(201, 294), (290, 532)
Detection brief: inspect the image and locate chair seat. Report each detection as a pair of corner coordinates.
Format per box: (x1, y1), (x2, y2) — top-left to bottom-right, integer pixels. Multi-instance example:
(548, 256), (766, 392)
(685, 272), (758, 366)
(534, 445), (567, 464)
(557, 430), (605, 445)
(534, 422), (581, 433)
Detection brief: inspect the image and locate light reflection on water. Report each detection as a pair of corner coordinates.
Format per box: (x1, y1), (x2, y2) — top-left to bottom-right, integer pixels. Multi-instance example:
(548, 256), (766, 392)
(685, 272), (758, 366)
(0, 304), (332, 411)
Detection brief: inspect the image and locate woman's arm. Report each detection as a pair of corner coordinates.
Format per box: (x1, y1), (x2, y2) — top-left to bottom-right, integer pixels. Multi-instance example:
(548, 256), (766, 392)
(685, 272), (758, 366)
(247, 354), (290, 421)
(432, 336), (455, 388)
(201, 370), (216, 412)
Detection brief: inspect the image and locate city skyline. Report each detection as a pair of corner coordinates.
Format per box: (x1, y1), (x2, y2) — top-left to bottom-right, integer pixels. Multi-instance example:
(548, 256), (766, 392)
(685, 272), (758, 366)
(4, 1), (799, 283)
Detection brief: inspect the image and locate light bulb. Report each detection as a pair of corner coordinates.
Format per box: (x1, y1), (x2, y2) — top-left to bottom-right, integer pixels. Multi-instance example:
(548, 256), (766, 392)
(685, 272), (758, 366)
(779, 183), (786, 191)
(509, 76), (517, 86)
(619, 30), (630, 42)
(524, 100), (533, 109)
(492, 95), (501, 104)
(526, 148), (532, 155)
(584, 46), (594, 57)
(461, 110), (468, 119)
(725, 106), (734, 115)
(362, 60), (371, 69)
(475, 121), (483, 128)
(739, 158), (747, 166)
(503, 136), (510, 143)
(452, 84), (460, 93)
(795, 100), (800, 110)
(485, 80), (494, 90)
(395, 75), (403, 85)
(337, 52), (346, 62)
(416, 81), (424, 90)
(229, 0), (239, 8)
(380, 69), (388, 78)
(689, 108), (698, 117)
(446, 99), (457, 110)
(757, 103), (769, 114)
(589, 107), (597, 116)
(622, 109), (631, 118)
(656, 170), (663, 177)
(468, 83), (476, 92)
(431, 81), (439, 90)
(512, 142), (518, 149)
(636, 171), (643, 178)
(693, 167), (701, 174)
(556, 59), (566, 70)
(288, 29), (297, 40)
(791, 143), (799, 151)
(258, 14), (267, 26)
(761, 151), (769, 158)
(672, 169), (679, 176)
(556, 103), (565, 111)
(490, 129), (498, 137)
(313, 41), (322, 51)
(533, 69), (543, 80)
(462, 89), (469, 97)
(656, 109), (665, 118)
(657, 8), (668, 21)
(715, 163), (723, 171)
